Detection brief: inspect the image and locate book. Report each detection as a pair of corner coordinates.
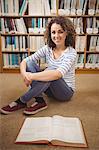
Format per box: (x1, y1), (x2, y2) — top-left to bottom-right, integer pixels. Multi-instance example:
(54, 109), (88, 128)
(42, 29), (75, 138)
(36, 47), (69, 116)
(28, 0), (44, 16)
(88, 0), (97, 15)
(76, 0), (85, 15)
(15, 115), (88, 148)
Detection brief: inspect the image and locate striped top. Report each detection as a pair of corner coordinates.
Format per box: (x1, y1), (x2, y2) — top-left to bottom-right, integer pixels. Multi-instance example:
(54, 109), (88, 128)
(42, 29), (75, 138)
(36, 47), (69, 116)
(25, 45), (77, 91)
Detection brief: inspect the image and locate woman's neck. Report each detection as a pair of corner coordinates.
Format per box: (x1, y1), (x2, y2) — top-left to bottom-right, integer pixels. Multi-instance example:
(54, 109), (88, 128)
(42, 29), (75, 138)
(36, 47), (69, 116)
(54, 45), (67, 52)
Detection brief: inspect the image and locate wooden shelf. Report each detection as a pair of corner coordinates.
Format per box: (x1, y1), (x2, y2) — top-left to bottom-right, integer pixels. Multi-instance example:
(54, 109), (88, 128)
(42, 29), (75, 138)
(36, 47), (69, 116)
(0, 67), (99, 74)
(1, 68), (20, 73)
(0, 0), (99, 74)
(0, 14), (99, 18)
(75, 68), (99, 74)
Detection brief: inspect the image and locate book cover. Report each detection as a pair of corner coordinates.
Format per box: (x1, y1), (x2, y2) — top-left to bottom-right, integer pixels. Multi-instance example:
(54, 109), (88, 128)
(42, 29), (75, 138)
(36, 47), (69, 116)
(15, 115), (88, 148)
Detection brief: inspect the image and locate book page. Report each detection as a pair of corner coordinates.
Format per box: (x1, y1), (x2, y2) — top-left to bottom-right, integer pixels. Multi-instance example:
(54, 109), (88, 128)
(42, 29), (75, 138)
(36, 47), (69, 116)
(15, 117), (52, 143)
(51, 115), (86, 144)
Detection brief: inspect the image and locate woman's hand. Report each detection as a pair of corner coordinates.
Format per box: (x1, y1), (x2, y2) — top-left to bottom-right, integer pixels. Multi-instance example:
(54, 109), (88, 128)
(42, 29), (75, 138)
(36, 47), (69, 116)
(22, 72), (33, 87)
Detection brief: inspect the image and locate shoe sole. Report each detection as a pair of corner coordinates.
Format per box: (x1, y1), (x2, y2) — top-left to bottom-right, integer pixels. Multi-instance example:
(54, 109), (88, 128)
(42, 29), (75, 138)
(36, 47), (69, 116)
(23, 106), (48, 115)
(0, 107), (26, 115)
(0, 108), (12, 115)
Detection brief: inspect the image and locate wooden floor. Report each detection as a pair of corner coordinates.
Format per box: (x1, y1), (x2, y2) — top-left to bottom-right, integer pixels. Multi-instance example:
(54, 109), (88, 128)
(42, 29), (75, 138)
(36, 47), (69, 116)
(0, 74), (99, 150)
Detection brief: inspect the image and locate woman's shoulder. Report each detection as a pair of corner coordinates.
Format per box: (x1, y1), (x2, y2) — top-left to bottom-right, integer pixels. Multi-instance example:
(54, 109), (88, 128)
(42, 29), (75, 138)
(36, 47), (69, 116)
(41, 45), (51, 51)
(64, 46), (76, 54)
(68, 46), (76, 51)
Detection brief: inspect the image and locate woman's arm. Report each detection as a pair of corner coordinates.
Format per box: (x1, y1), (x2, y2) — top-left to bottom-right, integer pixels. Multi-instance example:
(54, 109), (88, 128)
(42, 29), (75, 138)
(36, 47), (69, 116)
(26, 69), (62, 82)
(20, 59), (32, 87)
(20, 59), (62, 86)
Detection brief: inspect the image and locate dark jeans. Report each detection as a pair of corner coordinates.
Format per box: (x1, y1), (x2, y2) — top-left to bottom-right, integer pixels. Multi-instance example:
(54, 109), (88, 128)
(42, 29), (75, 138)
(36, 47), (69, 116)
(20, 61), (74, 103)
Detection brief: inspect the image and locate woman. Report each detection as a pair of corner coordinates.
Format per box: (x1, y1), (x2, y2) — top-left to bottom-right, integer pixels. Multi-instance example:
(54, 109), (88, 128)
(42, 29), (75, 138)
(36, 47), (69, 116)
(0, 16), (77, 115)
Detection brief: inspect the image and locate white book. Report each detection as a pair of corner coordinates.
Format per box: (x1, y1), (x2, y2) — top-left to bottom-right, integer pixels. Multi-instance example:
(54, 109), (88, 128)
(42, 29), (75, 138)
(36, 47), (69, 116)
(96, 37), (99, 52)
(1, 0), (4, 15)
(14, 36), (19, 52)
(86, 18), (93, 34)
(64, 0), (71, 15)
(29, 0), (44, 16)
(95, 0), (99, 14)
(80, 36), (86, 52)
(0, 0), (1, 15)
(3, 0), (9, 15)
(75, 36), (86, 52)
(77, 54), (84, 68)
(76, 0), (84, 15)
(3, 54), (8, 67)
(20, 18), (27, 33)
(15, 115), (87, 148)
(22, 36), (26, 51)
(58, 0), (65, 16)
(95, 54), (99, 68)
(43, 0), (51, 15)
(92, 18), (98, 34)
(19, 36), (23, 51)
(29, 36), (36, 52)
(83, 0), (88, 15)
(70, 0), (76, 15)
(75, 18), (84, 34)
(13, 0), (19, 15)
(75, 36), (80, 52)
(1, 18), (5, 33)
(50, 0), (57, 15)
(86, 54), (95, 68)
(8, 0), (14, 15)
(89, 36), (97, 51)
(88, 0), (97, 15)
(15, 18), (27, 33)
(1, 36), (5, 51)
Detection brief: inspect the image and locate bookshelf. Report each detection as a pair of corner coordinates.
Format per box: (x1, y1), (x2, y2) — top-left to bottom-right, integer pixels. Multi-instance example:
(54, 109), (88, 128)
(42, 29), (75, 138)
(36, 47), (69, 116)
(0, 0), (99, 74)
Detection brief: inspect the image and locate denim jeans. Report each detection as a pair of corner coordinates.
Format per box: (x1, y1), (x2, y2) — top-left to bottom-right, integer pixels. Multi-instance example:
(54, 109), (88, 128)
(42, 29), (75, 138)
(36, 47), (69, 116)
(20, 60), (74, 103)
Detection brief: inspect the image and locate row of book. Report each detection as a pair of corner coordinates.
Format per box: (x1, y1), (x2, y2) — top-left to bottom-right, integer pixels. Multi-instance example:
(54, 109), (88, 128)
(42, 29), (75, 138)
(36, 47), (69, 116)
(1, 17), (99, 35)
(86, 17), (99, 34)
(89, 36), (99, 52)
(1, 36), (46, 52)
(58, 0), (99, 15)
(75, 36), (99, 52)
(1, 36), (28, 52)
(2, 53), (99, 69)
(0, 17), (50, 34)
(3, 53), (28, 68)
(0, 0), (99, 16)
(1, 35), (99, 52)
(1, 18), (27, 34)
(76, 54), (99, 69)
(0, 0), (57, 16)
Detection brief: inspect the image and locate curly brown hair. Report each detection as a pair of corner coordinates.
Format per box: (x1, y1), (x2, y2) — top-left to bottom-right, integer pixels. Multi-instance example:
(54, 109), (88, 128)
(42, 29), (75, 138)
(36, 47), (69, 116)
(44, 16), (76, 48)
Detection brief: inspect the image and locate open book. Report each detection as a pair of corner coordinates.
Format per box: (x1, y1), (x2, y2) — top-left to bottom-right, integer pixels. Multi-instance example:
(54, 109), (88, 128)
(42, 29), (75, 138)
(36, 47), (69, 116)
(15, 115), (88, 147)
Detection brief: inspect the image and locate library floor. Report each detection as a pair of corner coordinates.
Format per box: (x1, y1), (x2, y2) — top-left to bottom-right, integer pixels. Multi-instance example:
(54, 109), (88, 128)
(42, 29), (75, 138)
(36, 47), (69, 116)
(0, 73), (99, 150)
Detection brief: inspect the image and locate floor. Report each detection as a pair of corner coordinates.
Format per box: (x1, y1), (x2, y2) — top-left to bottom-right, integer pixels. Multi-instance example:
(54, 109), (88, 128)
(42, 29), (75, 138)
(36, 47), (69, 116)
(0, 73), (99, 150)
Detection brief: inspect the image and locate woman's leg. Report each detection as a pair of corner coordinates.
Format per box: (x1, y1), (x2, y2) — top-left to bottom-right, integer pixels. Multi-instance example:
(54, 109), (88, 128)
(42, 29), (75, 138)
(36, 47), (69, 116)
(20, 60), (50, 103)
(45, 78), (74, 101)
(0, 60), (50, 115)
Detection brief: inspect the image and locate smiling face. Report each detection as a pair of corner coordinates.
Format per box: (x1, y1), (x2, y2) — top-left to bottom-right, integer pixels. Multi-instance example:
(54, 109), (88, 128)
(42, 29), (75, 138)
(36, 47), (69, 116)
(51, 23), (67, 48)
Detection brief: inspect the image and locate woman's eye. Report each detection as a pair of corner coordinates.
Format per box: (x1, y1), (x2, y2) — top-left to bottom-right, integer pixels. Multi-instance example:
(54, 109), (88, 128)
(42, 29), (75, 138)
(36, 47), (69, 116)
(59, 30), (64, 33)
(51, 31), (55, 34)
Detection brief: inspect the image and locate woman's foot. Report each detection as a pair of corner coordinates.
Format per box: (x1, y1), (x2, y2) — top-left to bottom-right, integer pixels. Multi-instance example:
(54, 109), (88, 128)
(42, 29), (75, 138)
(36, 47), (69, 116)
(0, 100), (27, 115)
(23, 101), (47, 115)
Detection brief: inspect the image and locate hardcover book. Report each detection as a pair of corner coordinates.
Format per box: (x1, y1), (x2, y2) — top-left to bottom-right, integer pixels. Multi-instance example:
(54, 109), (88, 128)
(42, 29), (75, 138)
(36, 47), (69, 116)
(15, 115), (88, 148)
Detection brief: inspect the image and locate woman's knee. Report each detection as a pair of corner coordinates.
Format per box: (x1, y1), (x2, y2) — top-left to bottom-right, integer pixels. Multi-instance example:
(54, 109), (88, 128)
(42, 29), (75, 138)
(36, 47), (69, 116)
(26, 60), (40, 73)
(53, 92), (74, 102)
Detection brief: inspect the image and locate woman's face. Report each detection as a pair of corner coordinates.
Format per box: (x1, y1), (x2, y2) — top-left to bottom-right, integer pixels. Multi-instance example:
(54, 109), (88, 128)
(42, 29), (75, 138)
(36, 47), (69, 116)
(51, 23), (66, 47)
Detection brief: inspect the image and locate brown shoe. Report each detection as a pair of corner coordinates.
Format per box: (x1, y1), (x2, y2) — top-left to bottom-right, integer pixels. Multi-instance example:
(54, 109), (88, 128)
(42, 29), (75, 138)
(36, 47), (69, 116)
(24, 101), (47, 115)
(0, 102), (27, 114)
